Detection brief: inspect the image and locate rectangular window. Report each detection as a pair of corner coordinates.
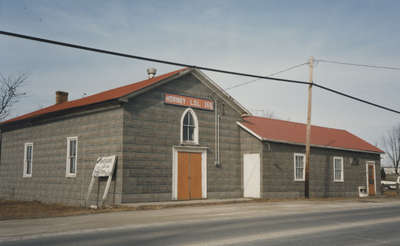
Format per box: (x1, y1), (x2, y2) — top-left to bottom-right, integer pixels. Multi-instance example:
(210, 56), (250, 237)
(66, 137), (78, 177)
(23, 143), (33, 177)
(294, 153), (305, 181)
(333, 157), (344, 182)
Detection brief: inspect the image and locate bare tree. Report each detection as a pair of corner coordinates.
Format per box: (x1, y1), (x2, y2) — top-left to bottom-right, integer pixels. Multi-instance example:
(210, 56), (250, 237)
(0, 73), (27, 120)
(251, 109), (277, 119)
(263, 110), (275, 119)
(383, 124), (400, 175)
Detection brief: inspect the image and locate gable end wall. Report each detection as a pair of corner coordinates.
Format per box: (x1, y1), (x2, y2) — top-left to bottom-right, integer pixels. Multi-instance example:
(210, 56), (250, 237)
(121, 73), (243, 202)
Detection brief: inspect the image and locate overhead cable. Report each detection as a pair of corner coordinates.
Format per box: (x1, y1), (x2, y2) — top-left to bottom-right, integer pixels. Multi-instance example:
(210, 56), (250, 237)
(317, 59), (400, 71)
(225, 62), (309, 91)
(312, 83), (400, 114)
(0, 30), (399, 115)
(0, 30), (309, 86)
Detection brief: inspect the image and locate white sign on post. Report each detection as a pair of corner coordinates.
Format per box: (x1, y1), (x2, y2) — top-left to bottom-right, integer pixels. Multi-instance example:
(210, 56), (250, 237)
(86, 155), (117, 207)
(93, 156), (116, 177)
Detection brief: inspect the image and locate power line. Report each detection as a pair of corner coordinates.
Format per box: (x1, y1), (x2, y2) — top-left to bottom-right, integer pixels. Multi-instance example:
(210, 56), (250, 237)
(317, 59), (400, 71)
(0, 30), (309, 86)
(225, 62), (308, 91)
(0, 30), (399, 115)
(313, 83), (400, 114)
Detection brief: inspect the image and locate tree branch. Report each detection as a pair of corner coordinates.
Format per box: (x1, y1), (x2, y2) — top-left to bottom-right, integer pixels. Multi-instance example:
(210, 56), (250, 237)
(0, 73), (27, 121)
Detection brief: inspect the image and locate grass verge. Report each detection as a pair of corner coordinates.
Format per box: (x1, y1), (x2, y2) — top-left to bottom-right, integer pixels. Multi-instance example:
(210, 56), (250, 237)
(1, 194), (398, 220)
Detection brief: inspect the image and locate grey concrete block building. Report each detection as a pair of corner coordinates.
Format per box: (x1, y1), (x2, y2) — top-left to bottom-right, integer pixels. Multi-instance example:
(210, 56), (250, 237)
(0, 68), (383, 206)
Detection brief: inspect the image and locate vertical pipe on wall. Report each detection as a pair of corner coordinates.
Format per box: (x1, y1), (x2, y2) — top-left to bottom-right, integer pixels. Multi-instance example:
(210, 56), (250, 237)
(210, 94), (221, 167)
(217, 110), (221, 166)
(214, 98), (219, 166)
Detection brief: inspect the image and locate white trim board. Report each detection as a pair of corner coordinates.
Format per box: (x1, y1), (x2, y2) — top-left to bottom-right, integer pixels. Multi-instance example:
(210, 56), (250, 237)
(180, 108), (199, 144)
(172, 146), (208, 200)
(191, 69), (251, 115)
(333, 156), (344, 182)
(293, 153), (306, 181)
(119, 69), (191, 102)
(236, 122), (263, 141)
(119, 68), (250, 115)
(66, 136), (78, 178)
(23, 142), (33, 178)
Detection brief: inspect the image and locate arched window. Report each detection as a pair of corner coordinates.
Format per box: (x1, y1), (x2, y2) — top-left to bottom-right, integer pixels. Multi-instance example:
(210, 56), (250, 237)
(180, 108), (199, 144)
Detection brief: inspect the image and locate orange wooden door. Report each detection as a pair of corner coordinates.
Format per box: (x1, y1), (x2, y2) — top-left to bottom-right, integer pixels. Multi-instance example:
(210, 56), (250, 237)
(189, 153), (202, 200)
(368, 164), (375, 196)
(178, 152), (190, 200)
(177, 152), (202, 200)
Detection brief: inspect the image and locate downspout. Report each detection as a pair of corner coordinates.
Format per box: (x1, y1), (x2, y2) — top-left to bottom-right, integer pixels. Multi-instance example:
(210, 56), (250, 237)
(214, 97), (221, 167)
(218, 108), (221, 166)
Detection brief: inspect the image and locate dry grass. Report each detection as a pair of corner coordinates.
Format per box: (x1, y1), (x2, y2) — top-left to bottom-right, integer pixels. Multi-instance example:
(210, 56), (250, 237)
(1, 195), (399, 220)
(383, 190), (399, 197)
(0, 200), (95, 220)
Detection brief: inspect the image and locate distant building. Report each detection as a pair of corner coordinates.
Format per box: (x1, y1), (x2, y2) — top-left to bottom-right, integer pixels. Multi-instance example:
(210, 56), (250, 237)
(383, 167), (400, 175)
(0, 68), (383, 206)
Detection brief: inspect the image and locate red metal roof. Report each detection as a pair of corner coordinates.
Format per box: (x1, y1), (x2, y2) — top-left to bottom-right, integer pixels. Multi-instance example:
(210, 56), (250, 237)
(239, 116), (383, 154)
(2, 68), (188, 125)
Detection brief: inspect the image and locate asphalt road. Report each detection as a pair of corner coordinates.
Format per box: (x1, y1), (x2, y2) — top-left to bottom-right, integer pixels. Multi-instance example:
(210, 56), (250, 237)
(2, 200), (400, 245)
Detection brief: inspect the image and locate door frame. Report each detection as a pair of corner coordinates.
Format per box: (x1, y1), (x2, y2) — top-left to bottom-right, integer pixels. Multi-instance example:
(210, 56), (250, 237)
(243, 152), (261, 198)
(172, 146), (207, 200)
(365, 161), (376, 196)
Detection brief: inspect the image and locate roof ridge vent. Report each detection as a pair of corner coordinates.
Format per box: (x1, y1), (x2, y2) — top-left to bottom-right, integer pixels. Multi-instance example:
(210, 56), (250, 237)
(146, 67), (157, 78)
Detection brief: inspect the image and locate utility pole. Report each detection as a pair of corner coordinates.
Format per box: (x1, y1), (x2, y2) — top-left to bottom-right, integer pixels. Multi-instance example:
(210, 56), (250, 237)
(305, 56), (314, 199)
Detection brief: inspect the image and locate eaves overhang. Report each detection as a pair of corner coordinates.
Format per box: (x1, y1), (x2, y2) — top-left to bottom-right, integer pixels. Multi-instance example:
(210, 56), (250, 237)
(237, 121), (384, 155)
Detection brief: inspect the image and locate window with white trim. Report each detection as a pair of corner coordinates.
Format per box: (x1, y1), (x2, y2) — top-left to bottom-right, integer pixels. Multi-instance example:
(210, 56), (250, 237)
(23, 143), (33, 177)
(294, 153), (305, 181)
(333, 156), (344, 182)
(180, 108), (199, 144)
(66, 137), (78, 177)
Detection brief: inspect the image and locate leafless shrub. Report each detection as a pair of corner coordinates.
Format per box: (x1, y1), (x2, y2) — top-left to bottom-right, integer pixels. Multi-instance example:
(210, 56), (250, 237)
(0, 73), (27, 120)
(383, 124), (400, 175)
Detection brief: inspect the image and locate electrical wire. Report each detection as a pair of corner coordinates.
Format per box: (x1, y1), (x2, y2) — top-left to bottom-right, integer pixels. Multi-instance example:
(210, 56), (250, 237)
(1, 30), (399, 115)
(312, 83), (400, 114)
(225, 62), (309, 91)
(316, 59), (400, 71)
(0, 30), (309, 86)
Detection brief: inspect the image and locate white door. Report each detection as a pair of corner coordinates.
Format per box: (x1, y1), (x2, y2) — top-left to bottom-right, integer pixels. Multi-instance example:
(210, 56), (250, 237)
(243, 153), (261, 198)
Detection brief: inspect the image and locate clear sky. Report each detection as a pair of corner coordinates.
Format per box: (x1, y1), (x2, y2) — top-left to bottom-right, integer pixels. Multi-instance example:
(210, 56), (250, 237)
(1, 0), (400, 165)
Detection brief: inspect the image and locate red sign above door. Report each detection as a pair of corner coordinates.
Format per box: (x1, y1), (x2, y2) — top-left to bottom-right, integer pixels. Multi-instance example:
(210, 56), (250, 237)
(164, 93), (214, 111)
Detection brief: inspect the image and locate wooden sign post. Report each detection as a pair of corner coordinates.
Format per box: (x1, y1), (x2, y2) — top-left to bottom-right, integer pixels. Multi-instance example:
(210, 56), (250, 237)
(86, 155), (117, 208)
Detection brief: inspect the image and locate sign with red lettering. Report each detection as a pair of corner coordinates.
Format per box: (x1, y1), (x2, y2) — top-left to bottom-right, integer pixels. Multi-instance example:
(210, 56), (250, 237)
(164, 93), (214, 111)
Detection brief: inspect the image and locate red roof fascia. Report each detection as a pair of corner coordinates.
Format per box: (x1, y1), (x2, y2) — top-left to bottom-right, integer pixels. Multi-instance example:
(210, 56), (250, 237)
(2, 68), (188, 125)
(240, 116), (384, 154)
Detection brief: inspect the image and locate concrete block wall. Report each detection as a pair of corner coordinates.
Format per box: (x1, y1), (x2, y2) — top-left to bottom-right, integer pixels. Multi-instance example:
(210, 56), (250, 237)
(1, 70), (379, 205)
(122, 73), (242, 202)
(0, 106), (124, 206)
(261, 141), (381, 198)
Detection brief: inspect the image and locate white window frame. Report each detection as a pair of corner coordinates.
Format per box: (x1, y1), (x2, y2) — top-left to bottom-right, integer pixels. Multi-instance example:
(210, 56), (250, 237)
(180, 108), (199, 144)
(333, 156), (344, 182)
(23, 142), (33, 178)
(66, 136), (78, 177)
(294, 153), (305, 181)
